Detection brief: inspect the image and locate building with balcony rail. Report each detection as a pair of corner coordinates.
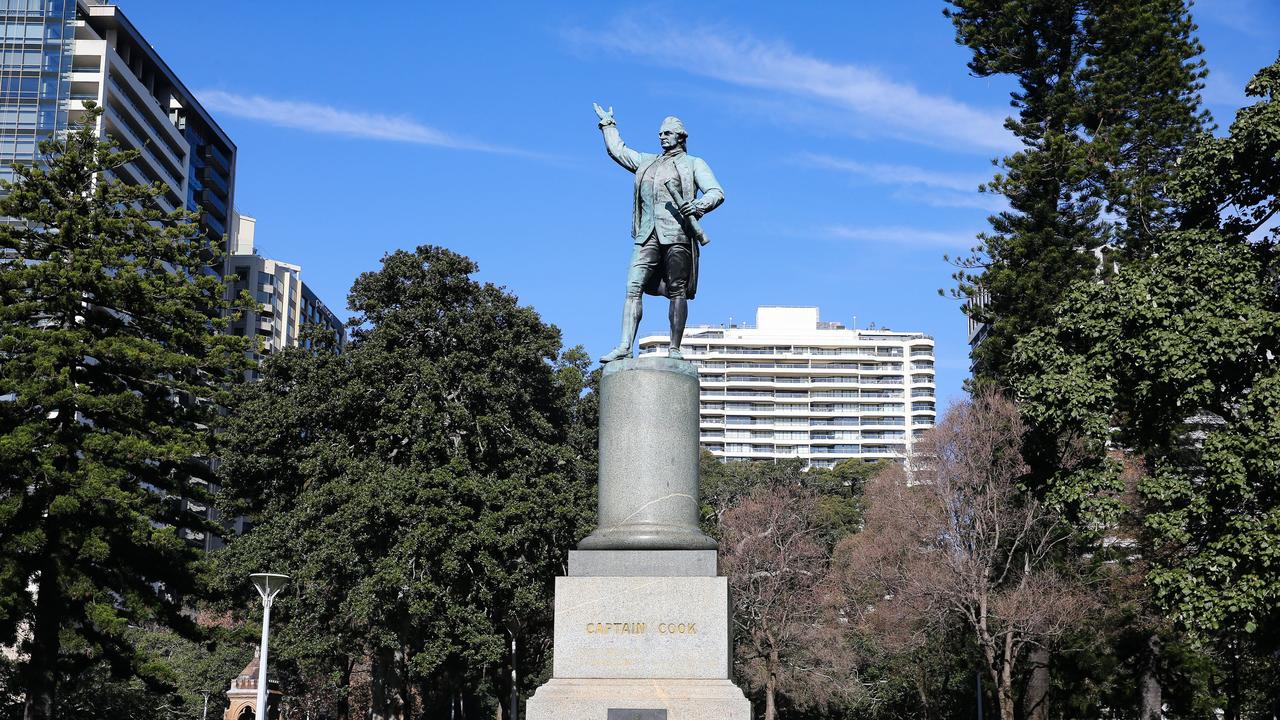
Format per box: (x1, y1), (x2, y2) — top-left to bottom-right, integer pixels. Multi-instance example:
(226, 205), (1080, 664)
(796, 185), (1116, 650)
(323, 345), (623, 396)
(0, 0), (236, 259)
(226, 214), (346, 380)
(1, 3), (350, 556)
(638, 306), (936, 469)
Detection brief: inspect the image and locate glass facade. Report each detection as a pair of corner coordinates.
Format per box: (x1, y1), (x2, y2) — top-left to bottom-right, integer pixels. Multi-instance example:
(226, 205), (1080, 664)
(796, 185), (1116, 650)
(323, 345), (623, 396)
(0, 0), (73, 182)
(185, 126), (232, 241)
(1, 1), (237, 261)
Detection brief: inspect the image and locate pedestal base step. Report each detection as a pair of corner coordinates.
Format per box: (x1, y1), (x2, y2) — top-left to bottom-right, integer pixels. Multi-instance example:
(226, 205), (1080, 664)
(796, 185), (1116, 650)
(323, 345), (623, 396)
(568, 550), (718, 577)
(526, 678), (751, 720)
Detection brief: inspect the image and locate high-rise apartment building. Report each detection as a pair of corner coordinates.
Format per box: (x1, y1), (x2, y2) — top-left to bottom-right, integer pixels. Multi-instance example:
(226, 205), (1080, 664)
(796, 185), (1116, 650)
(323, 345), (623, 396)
(1, 2), (350, 553)
(638, 306), (937, 469)
(0, 0), (236, 255)
(226, 213), (346, 377)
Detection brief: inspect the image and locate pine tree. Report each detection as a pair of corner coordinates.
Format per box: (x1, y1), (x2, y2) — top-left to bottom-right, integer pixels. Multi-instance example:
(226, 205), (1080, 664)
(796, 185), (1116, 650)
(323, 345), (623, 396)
(1081, 0), (1209, 255)
(0, 105), (250, 720)
(946, 0), (1209, 386)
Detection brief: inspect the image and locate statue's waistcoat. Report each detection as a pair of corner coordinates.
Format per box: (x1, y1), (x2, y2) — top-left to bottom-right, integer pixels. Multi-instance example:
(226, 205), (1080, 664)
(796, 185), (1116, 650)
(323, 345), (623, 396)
(631, 153), (698, 245)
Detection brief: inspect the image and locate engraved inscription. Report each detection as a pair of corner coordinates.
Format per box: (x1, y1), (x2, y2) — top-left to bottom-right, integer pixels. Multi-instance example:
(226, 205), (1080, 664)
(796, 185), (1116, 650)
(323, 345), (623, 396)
(607, 710), (666, 720)
(583, 621), (697, 635)
(585, 622), (647, 635)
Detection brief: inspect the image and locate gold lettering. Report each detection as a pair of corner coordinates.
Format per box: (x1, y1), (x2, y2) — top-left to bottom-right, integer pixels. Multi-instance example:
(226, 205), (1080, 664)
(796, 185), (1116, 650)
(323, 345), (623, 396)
(585, 620), (697, 635)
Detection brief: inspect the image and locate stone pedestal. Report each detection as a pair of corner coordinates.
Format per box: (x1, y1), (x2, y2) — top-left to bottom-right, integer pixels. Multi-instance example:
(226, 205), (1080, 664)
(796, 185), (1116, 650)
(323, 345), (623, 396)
(528, 679), (749, 720)
(527, 552), (750, 720)
(528, 358), (750, 720)
(578, 357), (717, 551)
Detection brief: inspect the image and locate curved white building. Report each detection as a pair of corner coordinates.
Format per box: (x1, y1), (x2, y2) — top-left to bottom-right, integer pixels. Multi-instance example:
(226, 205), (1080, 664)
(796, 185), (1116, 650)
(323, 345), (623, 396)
(638, 306), (936, 469)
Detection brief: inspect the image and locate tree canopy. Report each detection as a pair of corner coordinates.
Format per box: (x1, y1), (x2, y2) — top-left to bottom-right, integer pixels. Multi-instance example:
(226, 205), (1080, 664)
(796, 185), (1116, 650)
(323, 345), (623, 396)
(1014, 60), (1280, 643)
(0, 105), (250, 719)
(946, 0), (1209, 386)
(213, 246), (597, 720)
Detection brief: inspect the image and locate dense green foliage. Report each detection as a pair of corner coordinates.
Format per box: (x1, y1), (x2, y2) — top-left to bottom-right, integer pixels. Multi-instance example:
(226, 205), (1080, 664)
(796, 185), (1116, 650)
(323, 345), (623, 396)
(946, 0), (1208, 385)
(0, 106), (250, 719)
(213, 246), (597, 719)
(941, 3), (1280, 716)
(1015, 60), (1280, 644)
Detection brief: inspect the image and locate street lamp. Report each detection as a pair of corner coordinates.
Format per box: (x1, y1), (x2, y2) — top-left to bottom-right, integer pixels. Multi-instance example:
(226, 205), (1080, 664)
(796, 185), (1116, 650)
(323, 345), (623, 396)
(250, 573), (289, 720)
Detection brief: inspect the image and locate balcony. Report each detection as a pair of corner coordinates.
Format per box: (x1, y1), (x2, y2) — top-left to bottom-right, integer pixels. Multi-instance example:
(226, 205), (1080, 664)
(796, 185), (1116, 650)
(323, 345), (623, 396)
(201, 142), (231, 175)
(861, 417), (907, 426)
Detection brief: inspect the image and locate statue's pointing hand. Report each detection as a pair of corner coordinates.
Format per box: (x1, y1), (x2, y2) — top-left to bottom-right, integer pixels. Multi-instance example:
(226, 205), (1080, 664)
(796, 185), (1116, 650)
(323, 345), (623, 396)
(593, 103), (615, 125)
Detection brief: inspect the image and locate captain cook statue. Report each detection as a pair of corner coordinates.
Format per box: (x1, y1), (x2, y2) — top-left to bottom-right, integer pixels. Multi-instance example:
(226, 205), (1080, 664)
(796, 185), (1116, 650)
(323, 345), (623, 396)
(594, 103), (724, 363)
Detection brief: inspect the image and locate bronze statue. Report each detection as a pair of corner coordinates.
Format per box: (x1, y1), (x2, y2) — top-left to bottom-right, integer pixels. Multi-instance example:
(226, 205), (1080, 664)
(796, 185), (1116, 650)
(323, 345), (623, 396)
(593, 104), (724, 362)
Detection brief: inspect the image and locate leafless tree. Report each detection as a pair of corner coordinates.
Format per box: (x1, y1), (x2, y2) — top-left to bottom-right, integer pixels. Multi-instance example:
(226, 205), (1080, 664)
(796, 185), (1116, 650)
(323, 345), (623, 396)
(721, 485), (861, 720)
(835, 391), (1094, 720)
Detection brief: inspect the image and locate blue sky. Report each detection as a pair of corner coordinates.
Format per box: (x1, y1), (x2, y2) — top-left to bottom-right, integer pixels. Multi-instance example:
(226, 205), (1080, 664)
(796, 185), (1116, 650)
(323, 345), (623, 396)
(122, 1), (1277, 408)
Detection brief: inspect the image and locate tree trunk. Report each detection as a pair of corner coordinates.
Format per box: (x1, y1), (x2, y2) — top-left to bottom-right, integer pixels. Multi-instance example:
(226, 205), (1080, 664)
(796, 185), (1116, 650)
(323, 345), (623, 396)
(997, 634), (1016, 720)
(764, 646), (779, 720)
(402, 650), (417, 720)
(1138, 632), (1162, 720)
(914, 669), (933, 720)
(22, 559), (62, 720)
(1224, 644), (1240, 720)
(337, 658), (353, 720)
(370, 648), (405, 720)
(1022, 646), (1050, 720)
(997, 678), (1016, 720)
(496, 631), (520, 720)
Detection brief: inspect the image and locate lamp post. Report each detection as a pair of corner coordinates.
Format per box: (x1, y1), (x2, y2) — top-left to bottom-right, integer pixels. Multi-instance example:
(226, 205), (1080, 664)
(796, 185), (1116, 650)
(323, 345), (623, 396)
(250, 573), (289, 720)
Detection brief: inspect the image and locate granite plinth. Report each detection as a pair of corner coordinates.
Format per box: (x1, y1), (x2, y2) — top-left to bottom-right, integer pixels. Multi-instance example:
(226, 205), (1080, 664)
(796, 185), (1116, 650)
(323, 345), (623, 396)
(552, 576), (730, 679)
(568, 550), (718, 577)
(578, 356), (717, 551)
(525, 679), (751, 720)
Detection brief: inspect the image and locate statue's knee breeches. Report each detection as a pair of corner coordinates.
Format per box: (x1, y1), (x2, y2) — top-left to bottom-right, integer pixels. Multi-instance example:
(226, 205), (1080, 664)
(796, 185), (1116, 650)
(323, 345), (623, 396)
(625, 238), (662, 298)
(663, 242), (691, 299)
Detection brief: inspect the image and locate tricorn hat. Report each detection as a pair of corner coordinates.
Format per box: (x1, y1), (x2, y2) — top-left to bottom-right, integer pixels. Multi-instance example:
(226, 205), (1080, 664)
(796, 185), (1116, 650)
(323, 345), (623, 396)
(660, 116), (687, 137)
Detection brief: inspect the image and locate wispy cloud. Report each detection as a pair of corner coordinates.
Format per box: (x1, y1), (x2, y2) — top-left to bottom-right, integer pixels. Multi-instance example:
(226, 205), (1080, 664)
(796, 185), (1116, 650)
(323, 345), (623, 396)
(1202, 68), (1250, 113)
(893, 189), (1009, 213)
(565, 19), (1014, 153)
(799, 153), (987, 192)
(822, 225), (979, 248)
(798, 153), (1007, 212)
(198, 90), (523, 155)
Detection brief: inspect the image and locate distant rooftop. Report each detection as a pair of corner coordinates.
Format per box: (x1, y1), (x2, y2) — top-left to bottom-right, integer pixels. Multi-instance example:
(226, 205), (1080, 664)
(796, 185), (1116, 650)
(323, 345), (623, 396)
(647, 306), (931, 341)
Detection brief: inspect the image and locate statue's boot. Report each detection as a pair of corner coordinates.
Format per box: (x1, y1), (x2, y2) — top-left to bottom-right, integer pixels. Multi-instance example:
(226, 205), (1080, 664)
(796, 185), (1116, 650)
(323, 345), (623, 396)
(668, 297), (687, 359)
(600, 296), (642, 363)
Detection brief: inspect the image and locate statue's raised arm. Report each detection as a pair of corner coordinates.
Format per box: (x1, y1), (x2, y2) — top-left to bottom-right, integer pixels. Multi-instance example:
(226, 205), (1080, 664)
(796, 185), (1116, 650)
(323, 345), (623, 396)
(594, 102), (643, 172)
